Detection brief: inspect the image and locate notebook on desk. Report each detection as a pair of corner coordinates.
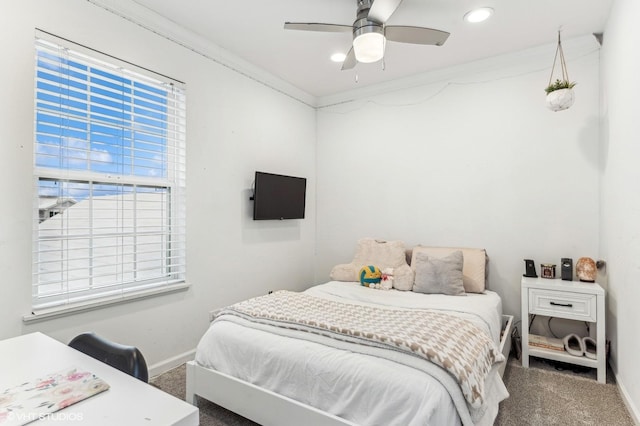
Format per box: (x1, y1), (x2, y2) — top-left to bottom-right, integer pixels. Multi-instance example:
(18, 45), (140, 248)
(0, 366), (109, 426)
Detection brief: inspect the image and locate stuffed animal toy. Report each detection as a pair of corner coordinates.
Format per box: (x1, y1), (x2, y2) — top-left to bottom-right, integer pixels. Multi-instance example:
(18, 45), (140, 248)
(380, 268), (394, 290)
(359, 265), (382, 287)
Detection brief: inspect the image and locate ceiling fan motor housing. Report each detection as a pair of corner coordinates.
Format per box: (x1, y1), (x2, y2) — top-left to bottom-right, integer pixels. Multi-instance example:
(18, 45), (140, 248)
(353, 0), (384, 50)
(354, 0), (383, 35)
(353, 17), (383, 40)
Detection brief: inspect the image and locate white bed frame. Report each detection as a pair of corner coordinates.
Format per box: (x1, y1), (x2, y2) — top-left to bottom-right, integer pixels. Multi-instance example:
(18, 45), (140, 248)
(185, 314), (513, 426)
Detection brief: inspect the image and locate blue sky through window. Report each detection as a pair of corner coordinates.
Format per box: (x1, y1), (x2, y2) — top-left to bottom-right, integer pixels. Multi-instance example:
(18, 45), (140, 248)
(35, 48), (170, 200)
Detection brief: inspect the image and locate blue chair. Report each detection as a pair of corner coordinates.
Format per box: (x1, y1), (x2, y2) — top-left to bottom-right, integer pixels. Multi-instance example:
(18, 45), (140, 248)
(69, 332), (149, 383)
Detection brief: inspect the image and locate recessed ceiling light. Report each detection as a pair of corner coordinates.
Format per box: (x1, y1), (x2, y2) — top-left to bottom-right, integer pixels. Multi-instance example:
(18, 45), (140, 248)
(464, 7), (494, 23)
(330, 52), (346, 63)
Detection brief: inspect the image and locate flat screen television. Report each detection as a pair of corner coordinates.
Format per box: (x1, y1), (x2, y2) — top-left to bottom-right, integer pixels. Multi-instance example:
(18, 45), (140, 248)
(252, 171), (307, 220)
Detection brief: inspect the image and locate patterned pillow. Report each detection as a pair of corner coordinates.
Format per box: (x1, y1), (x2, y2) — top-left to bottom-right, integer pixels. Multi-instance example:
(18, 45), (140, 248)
(412, 251), (465, 295)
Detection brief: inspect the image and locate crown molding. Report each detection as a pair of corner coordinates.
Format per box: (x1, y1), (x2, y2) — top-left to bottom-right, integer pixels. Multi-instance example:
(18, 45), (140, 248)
(86, 0), (317, 108)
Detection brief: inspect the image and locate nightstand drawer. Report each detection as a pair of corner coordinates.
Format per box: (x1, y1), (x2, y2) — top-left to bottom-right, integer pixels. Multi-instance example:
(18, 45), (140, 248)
(529, 288), (597, 321)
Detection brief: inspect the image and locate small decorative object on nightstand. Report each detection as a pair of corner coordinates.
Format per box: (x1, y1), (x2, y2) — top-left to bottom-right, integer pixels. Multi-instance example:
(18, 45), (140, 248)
(521, 276), (606, 383)
(576, 257), (597, 282)
(561, 258), (573, 281)
(523, 259), (538, 277)
(540, 263), (556, 279)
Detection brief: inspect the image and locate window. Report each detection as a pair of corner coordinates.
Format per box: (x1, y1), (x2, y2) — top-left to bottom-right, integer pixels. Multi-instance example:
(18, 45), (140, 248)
(32, 33), (186, 313)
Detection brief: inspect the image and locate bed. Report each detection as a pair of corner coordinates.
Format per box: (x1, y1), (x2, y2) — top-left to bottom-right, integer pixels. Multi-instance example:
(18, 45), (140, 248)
(186, 242), (512, 426)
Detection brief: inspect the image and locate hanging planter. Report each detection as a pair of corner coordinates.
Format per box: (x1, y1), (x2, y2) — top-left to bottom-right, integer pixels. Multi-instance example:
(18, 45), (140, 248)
(545, 81), (576, 111)
(545, 31), (576, 112)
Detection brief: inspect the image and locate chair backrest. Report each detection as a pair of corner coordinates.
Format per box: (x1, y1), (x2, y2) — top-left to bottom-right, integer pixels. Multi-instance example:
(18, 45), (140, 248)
(68, 332), (149, 383)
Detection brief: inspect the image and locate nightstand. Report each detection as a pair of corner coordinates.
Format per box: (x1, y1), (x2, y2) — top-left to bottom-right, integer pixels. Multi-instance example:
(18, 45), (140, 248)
(521, 277), (606, 383)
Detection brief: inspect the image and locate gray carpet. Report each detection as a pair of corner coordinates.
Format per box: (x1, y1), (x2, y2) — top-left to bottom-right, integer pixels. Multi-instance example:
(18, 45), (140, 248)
(151, 358), (634, 425)
(495, 358), (634, 425)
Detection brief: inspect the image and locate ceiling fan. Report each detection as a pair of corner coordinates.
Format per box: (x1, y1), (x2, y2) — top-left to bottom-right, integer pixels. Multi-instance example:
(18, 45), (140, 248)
(284, 0), (450, 70)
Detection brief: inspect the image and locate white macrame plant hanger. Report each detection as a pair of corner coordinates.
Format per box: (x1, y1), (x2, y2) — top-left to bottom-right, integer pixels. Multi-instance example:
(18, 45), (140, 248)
(545, 31), (575, 112)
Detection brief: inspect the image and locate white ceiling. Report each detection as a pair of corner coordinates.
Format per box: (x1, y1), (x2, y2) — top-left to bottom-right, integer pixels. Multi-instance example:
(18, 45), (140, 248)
(128, 0), (613, 98)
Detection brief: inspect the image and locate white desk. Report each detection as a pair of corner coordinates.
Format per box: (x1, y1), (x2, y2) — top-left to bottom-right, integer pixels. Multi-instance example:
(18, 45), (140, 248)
(0, 332), (198, 425)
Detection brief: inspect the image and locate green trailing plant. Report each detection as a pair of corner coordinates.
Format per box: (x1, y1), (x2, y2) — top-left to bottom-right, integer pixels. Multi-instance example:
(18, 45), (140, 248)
(545, 79), (576, 94)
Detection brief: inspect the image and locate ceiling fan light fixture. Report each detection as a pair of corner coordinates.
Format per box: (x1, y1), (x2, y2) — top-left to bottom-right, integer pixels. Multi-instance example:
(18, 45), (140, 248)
(464, 7), (494, 23)
(353, 32), (385, 63)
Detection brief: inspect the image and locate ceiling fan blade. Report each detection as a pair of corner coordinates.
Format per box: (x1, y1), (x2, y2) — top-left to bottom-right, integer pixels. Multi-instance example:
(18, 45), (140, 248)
(284, 22), (352, 33)
(341, 47), (357, 70)
(384, 26), (450, 46)
(368, 0), (404, 23)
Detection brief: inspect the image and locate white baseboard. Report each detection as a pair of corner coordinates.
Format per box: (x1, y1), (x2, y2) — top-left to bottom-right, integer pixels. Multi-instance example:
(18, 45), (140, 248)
(148, 348), (196, 378)
(614, 370), (640, 425)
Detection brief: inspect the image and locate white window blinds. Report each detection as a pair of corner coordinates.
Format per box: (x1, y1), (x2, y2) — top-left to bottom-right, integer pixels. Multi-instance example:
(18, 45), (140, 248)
(33, 34), (186, 312)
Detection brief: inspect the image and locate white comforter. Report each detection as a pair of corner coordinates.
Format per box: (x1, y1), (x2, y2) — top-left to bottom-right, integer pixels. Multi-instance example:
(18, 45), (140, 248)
(195, 282), (509, 425)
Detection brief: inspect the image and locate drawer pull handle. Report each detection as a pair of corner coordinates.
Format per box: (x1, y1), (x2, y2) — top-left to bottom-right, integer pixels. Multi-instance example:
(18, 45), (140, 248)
(550, 301), (573, 308)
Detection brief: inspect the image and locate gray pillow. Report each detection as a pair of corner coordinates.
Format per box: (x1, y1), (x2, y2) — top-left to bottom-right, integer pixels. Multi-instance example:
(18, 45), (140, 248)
(412, 250), (466, 296)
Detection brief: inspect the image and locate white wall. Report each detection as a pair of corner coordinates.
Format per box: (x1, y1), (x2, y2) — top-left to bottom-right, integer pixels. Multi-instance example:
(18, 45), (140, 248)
(600, 0), (640, 419)
(315, 36), (602, 321)
(0, 0), (316, 372)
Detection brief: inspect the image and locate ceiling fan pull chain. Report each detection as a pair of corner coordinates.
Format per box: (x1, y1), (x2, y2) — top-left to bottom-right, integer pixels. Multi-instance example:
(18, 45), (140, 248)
(355, 72), (359, 83)
(382, 33), (386, 70)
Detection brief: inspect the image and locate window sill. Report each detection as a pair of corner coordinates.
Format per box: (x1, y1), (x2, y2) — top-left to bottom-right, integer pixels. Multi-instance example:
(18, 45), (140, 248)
(23, 281), (190, 323)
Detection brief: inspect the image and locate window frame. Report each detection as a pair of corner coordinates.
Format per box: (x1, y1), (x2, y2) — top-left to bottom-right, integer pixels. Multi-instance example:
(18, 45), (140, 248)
(28, 31), (187, 320)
